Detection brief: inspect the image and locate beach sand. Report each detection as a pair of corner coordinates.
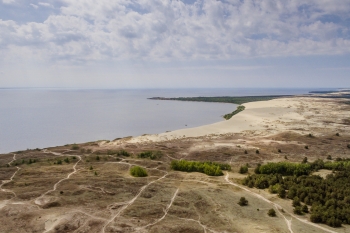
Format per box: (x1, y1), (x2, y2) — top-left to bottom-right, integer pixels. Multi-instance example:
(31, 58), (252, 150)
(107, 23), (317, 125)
(110, 95), (349, 146)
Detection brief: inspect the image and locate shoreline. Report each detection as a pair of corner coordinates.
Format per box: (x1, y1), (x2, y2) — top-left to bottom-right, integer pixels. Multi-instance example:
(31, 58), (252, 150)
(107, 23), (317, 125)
(2, 91), (350, 154)
(107, 92), (350, 147)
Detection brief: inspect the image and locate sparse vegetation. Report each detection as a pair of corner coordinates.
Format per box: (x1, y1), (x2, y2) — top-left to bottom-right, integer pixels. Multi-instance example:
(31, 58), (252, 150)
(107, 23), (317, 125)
(71, 144), (79, 150)
(130, 166), (148, 177)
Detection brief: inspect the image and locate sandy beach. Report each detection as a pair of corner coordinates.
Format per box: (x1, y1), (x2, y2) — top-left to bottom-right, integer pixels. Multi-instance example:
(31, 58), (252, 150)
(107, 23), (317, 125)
(109, 95), (350, 146)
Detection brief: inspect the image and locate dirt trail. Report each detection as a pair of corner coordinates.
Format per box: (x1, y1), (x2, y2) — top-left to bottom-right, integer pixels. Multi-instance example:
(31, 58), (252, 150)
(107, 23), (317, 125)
(0, 154), (20, 209)
(224, 172), (337, 233)
(137, 188), (179, 230)
(101, 171), (169, 233)
(34, 151), (82, 206)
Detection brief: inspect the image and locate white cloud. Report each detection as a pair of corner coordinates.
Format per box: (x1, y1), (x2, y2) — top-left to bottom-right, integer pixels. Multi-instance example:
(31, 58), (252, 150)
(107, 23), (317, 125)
(38, 2), (52, 8)
(0, 0), (350, 63)
(2, 0), (16, 4)
(30, 3), (38, 9)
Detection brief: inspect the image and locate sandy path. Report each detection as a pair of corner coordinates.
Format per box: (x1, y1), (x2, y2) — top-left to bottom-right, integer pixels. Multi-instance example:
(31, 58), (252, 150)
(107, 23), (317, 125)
(101, 171), (169, 233)
(0, 154), (20, 209)
(224, 173), (337, 233)
(138, 188), (179, 230)
(34, 152), (82, 206)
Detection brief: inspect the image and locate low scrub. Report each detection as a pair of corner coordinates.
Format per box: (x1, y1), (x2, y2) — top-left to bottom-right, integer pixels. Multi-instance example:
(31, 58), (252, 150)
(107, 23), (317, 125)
(138, 151), (162, 160)
(130, 166), (148, 177)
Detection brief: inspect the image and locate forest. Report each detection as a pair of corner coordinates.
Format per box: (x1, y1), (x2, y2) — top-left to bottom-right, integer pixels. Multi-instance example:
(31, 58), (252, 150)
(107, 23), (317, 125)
(149, 95), (289, 105)
(243, 159), (350, 227)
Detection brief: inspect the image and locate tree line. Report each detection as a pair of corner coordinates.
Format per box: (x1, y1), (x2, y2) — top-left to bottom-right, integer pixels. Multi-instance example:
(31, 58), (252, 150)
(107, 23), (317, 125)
(171, 160), (231, 176)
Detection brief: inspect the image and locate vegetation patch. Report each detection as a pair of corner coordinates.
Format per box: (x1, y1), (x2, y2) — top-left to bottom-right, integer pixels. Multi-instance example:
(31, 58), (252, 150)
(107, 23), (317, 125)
(223, 105), (245, 120)
(138, 151), (162, 160)
(171, 160), (231, 176)
(107, 150), (131, 157)
(130, 166), (148, 177)
(243, 160), (350, 228)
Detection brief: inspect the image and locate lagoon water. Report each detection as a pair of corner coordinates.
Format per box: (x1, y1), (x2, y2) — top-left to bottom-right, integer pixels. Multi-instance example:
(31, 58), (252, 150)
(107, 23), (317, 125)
(0, 88), (315, 153)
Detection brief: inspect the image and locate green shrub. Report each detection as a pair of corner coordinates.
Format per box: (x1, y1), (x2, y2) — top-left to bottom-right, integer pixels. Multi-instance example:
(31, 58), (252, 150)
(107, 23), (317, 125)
(238, 197), (248, 206)
(256, 149), (260, 154)
(239, 165), (248, 174)
(268, 209), (276, 217)
(293, 206), (303, 215)
(138, 151), (162, 160)
(130, 166), (148, 177)
(117, 150), (130, 157)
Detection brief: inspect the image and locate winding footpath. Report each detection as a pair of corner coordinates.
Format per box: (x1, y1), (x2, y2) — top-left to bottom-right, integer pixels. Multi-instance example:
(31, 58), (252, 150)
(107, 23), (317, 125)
(34, 151), (82, 206)
(0, 154), (20, 209)
(101, 170), (169, 233)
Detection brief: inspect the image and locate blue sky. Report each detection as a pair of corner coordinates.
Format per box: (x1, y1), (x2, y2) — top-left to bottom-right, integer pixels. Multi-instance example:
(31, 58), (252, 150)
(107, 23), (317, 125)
(0, 0), (349, 88)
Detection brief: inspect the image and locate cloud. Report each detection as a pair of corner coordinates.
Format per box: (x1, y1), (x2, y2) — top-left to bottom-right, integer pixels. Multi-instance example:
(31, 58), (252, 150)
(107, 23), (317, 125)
(38, 2), (52, 8)
(0, 0), (350, 63)
(2, 0), (16, 4)
(30, 4), (38, 9)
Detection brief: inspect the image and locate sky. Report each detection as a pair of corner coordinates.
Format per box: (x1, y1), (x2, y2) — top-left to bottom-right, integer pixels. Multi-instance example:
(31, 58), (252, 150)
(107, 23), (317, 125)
(0, 0), (350, 89)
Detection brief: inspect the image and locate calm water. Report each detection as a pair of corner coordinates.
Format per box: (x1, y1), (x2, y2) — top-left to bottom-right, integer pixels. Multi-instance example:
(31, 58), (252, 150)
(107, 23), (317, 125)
(0, 88), (317, 153)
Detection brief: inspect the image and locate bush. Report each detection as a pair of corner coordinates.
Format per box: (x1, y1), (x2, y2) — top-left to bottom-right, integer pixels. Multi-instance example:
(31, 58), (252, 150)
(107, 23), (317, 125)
(327, 155), (332, 160)
(302, 204), (308, 213)
(268, 209), (276, 217)
(117, 150), (130, 157)
(256, 149), (260, 154)
(305, 145), (309, 149)
(335, 133), (340, 136)
(238, 197), (248, 206)
(278, 149), (282, 153)
(293, 206), (303, 215)
(130, 166), (148, 177)
(244, 150), (248, 154)
(138, 151), (162, 160)
(239, 165), (248, 174)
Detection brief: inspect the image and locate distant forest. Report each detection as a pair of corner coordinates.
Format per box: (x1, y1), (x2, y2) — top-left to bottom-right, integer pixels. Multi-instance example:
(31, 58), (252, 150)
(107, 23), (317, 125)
(149, 95), (291, 105)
